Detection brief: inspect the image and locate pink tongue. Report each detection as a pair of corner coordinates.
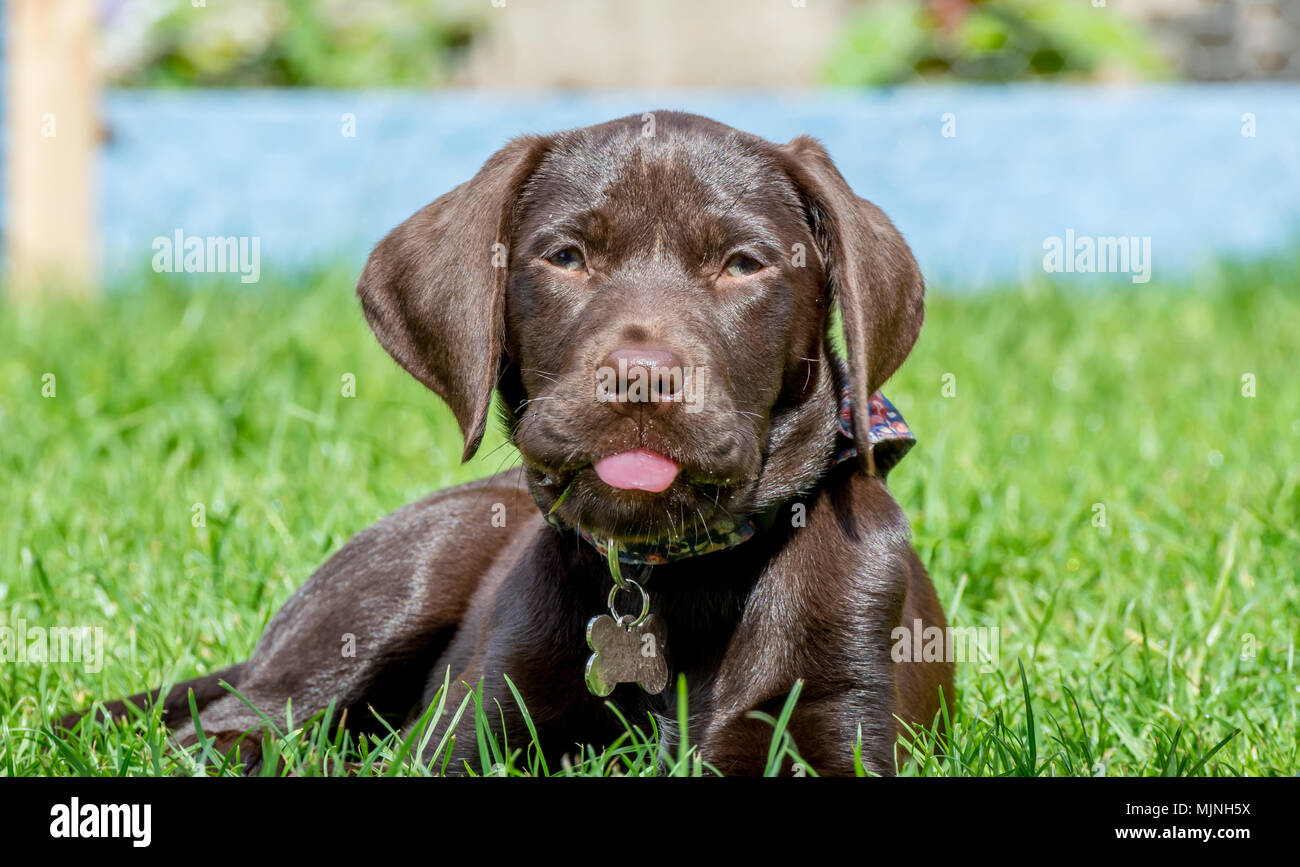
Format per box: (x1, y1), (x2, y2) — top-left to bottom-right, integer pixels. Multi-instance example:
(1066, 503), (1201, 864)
(593, 449), (680, 492)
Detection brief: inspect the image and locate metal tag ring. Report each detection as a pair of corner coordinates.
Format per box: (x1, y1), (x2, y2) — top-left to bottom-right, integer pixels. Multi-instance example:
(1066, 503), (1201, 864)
(607, 578), (650, 627)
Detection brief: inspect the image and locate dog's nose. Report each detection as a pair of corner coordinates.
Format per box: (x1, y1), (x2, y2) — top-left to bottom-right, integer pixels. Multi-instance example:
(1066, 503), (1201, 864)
(597, 345), (686, 415)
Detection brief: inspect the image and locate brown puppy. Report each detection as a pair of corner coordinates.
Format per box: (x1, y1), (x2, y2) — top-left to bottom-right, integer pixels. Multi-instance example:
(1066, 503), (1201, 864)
(70, 112), (952, 776)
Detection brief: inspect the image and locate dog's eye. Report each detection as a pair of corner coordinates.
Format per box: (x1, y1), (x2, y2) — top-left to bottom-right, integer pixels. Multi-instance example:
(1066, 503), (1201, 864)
(723, 253), (763, 277)
(545, 247), (586, 271)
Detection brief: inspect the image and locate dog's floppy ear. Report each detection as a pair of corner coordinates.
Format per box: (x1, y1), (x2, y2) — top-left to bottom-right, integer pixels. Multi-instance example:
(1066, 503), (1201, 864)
(780, 135), (925, 475)
(357, 135), (550, 461)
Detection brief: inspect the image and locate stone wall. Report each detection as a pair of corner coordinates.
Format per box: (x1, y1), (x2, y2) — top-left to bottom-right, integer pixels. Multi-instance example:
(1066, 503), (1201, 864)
(449, 0), (1300, 87)
(1128, 0), (1300, 80)
(450, 0), (851, 89)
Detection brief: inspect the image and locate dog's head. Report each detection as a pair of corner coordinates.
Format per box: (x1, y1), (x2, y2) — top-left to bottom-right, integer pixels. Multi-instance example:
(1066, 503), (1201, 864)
(358, 112), (923, 544)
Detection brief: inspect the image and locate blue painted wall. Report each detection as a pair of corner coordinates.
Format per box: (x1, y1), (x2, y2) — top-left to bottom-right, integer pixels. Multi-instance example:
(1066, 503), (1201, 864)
(13, 86), (1300, 288)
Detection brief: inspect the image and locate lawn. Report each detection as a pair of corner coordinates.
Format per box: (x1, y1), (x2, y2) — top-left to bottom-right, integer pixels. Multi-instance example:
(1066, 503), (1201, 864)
(2, 257), (1297, 776)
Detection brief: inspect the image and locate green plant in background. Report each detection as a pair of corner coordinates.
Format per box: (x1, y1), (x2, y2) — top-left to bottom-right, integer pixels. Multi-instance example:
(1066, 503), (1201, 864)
(826, 0), (1174, 85)
(105, 0), (487, 87)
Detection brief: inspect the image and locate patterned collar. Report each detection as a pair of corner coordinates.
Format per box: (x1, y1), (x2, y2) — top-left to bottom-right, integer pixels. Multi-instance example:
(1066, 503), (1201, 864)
(542, 364), (915, 566)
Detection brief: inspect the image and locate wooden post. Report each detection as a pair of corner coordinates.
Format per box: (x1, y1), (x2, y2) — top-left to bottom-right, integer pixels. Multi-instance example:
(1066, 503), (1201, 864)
(5, 0), (98, 297)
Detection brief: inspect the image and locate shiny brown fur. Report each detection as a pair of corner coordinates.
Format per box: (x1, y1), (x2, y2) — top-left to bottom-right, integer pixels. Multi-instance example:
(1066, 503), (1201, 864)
(66, 113), (952, 775)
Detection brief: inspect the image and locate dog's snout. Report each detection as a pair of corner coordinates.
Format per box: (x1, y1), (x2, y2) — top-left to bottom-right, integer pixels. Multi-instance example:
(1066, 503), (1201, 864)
(597, 345), (686, 415)
(601, 347), (684, 386)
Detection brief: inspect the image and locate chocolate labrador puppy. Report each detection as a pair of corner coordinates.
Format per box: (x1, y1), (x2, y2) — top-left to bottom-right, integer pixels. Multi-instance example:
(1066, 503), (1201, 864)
(70, 112), (952, 775)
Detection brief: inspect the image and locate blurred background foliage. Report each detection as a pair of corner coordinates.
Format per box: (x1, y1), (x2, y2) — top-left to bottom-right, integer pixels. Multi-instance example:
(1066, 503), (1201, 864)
(103, 0), (487, 87)
(102, 0), (1178, 88)
(826, 0), (1174, 84)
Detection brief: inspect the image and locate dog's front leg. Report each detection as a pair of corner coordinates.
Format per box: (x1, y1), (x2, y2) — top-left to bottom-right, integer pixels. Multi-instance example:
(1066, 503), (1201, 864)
(698, 588), (905, 777)
(700, 472), (943, 777)
(165, 485), (522, 770)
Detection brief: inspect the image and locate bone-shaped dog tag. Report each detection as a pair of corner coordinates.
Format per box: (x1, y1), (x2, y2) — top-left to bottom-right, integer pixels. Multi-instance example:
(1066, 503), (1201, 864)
(584, 613), (669, 697)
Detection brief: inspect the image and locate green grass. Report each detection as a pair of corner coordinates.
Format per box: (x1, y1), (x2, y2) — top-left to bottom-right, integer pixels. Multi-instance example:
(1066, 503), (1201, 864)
(3, 257), (1298, 776)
